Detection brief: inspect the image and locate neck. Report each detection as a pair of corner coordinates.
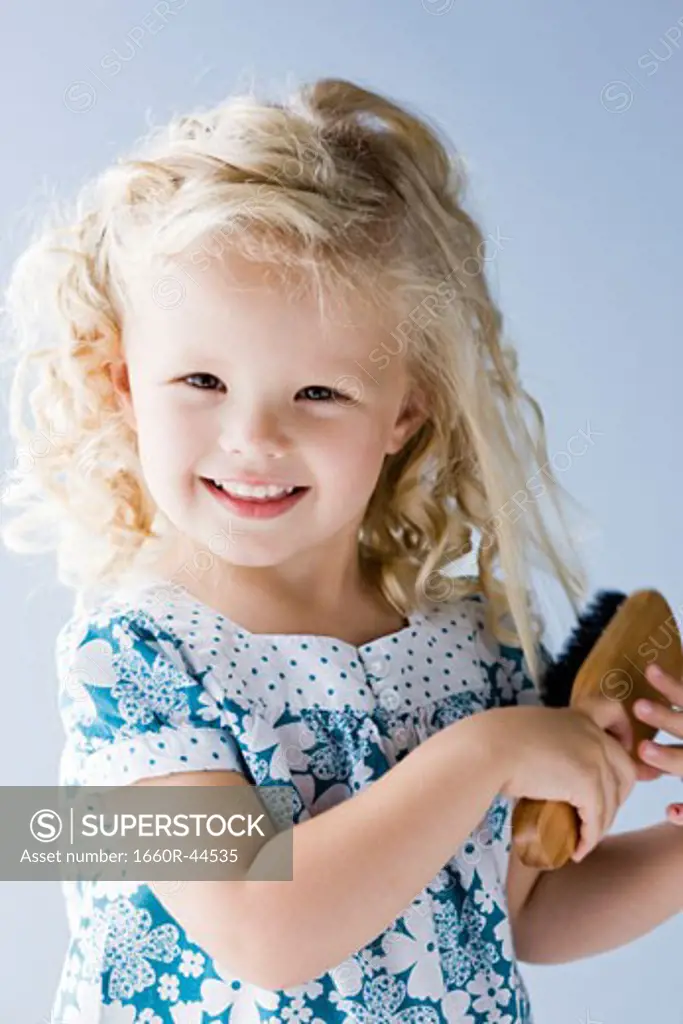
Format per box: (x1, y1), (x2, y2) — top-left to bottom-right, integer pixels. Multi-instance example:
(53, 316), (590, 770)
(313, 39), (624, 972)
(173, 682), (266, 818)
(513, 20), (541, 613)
(148, 525), (402, 641)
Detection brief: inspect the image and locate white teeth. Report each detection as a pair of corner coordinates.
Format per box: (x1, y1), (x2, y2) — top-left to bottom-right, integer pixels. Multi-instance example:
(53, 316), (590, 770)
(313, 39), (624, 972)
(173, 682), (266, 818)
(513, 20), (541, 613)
(212, 481), (298, 500)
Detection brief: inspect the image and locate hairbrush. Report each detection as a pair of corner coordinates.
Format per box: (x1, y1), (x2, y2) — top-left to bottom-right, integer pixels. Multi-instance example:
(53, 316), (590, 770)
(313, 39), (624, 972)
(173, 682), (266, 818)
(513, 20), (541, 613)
(511, 588), (683, 870)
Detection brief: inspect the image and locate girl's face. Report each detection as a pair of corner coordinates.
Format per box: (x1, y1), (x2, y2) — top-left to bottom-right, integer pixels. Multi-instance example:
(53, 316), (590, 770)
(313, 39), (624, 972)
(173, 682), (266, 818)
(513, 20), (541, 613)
(112, 249), (426, 577)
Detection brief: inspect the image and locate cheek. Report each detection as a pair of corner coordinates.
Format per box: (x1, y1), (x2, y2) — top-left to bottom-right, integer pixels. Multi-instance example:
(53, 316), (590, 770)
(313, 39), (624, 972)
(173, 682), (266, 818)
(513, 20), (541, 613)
(313, 416), (389, 479)
(134, 402), (207, 480)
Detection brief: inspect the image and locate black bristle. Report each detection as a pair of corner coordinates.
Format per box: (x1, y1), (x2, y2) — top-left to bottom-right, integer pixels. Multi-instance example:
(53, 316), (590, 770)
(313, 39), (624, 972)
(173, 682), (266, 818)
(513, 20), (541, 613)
(540, 590), (628, 707)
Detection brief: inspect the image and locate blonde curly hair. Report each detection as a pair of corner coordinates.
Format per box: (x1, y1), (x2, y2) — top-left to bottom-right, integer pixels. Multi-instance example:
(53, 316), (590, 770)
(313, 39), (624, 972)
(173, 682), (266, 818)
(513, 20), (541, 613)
(0, 77), (591, 685)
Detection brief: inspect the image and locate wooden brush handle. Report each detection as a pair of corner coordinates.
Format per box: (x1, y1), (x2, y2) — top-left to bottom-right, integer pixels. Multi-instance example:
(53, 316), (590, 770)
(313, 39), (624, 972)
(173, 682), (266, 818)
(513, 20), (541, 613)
(511, 590), (683, 869)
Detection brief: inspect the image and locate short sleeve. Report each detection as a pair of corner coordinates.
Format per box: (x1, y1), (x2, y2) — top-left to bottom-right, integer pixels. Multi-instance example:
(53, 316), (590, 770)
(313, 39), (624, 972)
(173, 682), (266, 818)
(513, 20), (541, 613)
(56, 609), (248, 787)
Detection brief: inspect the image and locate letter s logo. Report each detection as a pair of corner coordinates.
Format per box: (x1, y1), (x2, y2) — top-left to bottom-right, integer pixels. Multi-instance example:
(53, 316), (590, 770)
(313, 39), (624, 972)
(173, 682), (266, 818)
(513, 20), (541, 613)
(30, 809), (63, 843)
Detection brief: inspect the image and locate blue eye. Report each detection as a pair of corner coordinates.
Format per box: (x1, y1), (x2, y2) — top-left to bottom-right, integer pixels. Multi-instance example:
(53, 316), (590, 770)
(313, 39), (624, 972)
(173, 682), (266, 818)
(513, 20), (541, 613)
(183, 373), (225, 392)
(299, 386), (350, 403)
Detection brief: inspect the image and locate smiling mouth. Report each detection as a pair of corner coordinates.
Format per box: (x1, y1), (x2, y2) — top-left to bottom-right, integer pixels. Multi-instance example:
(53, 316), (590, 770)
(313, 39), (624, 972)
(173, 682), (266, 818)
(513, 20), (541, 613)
(202, 479), (308, 502)
(200, 477), (310, 517)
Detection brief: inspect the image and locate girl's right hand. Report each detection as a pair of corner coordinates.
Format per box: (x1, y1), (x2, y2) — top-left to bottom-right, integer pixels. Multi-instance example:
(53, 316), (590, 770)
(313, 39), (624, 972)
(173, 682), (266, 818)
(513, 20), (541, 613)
(491, 705), (638, 862)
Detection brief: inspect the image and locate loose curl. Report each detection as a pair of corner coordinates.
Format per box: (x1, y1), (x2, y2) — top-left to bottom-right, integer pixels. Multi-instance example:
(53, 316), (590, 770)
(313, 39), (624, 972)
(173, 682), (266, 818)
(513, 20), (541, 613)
(0, 77), (591, 685)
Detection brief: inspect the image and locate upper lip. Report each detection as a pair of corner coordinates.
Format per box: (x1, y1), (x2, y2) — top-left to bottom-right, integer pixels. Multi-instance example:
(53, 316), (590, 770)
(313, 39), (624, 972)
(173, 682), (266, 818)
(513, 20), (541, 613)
(205, 476), (304, 488)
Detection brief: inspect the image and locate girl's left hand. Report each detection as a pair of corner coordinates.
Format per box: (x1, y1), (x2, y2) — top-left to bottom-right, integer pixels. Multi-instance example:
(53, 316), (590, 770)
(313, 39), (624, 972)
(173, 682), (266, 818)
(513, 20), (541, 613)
(633, 663), (683, 824)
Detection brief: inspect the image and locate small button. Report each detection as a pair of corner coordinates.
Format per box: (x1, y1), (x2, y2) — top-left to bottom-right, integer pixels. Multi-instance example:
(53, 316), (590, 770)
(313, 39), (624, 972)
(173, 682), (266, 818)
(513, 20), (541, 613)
(367, 657), (388, 678)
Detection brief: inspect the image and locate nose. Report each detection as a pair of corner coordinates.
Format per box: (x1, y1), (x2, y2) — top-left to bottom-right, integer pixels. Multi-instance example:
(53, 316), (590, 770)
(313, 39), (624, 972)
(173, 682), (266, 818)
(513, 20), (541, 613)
(218, 396), (289, 460)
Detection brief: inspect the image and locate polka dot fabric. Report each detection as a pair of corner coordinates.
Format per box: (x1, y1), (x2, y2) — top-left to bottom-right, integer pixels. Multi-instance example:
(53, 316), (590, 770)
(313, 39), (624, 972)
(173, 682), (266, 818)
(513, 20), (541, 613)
(52, 580), (544, 1023)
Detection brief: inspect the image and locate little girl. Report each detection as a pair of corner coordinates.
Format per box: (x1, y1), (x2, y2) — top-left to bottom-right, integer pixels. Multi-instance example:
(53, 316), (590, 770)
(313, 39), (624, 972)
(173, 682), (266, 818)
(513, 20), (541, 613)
(1, 77), (642, 1023)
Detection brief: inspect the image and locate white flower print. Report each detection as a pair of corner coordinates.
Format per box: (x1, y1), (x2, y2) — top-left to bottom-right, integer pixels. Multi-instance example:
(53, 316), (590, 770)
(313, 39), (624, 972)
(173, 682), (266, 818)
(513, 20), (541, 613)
(382, 894), (443, 1002)
(467, 968), (512, 1014)
(112, 619), (137, 652)
(111, 643), (191, 732)
(158, 972), (180, 1001)
(271, 718), (317, 773)
(494, 915), (515, 963)
(284, 979), (324, 1003)
(488, 1010), (514, 1024)
(348, 757), (374, 792)
(432, 890), (500, 990)
(87, 896), (180, 1000)
(196, 690), (241, 728)
(242, 706), (286, 752)
(169, 1002), (204, 1024)
(503, 961), (529, 1020)
(199, 959), (280, 1022)
(492, 659), (518, 702)
(441, 989), (475, 1023)
(473, 886), (496, 914)
(54, 589), (539, 1022)
(357, 717), (380, 743)
(339, 974), (440, 1022)
(178, 949), (206, 978)
(280, 995), (315, 1021)
(357, 946), (384, 977)
(328, 957), (364, 999)
(136, 1010), (163, 1024)
(294, 772), (352, 817)
(58, 982), (137, 1023)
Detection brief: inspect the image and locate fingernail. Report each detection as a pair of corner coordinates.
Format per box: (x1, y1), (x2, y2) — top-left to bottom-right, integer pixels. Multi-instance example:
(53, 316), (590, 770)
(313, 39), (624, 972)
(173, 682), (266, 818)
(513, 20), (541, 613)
(637, 700), (653, 715)
(648, 664), (664, 681)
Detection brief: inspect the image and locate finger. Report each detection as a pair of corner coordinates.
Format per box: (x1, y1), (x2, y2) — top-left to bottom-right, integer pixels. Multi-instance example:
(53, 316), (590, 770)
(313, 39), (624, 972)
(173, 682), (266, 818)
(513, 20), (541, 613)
(635, 761), (664, 782)
(572, 806), (594, 861)
(645, 664), (683, 706)
(633, 697), (683, 739)
(571, 798), (591, 860)
(666, 803), (683, 824)
(638, 740), (683, 775)
(572, 777), (603, 861)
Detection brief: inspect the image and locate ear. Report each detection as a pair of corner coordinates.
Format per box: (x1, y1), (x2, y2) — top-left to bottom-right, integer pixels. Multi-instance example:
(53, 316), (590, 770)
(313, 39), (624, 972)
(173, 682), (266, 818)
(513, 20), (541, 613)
(386, 386), (429, 455)
(108, 360), (136, 429)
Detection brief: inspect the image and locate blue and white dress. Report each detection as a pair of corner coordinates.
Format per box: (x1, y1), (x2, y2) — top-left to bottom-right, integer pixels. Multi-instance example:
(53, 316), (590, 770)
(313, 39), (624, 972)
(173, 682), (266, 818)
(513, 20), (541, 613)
(51, 579), (543, 1023)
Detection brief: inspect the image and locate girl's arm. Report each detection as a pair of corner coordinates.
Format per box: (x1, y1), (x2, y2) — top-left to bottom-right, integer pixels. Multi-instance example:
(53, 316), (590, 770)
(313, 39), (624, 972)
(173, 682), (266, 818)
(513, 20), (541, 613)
(511, 820), (683, 963)
(513, 661), (683, 963)
(135, 708), (507, 990)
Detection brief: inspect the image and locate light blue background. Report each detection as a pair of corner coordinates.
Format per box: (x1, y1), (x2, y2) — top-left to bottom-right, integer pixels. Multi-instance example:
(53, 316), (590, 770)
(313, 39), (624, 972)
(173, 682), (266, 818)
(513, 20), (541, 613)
(1, 1), (682, 1021)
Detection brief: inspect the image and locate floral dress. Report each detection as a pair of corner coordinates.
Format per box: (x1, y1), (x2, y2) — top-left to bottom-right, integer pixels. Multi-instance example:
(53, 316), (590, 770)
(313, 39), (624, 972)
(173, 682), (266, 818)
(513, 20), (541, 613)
(51, 579), (543, 1023)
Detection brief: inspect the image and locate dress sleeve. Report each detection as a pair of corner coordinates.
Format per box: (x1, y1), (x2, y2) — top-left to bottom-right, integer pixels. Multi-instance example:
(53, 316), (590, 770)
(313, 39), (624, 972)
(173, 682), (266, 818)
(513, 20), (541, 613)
(56, 608), (248, 787)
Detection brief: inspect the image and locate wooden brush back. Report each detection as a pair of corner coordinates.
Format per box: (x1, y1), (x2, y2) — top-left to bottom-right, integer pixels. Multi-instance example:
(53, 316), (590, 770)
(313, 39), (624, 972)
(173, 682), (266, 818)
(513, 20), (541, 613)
(511, 590), (683, 869)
